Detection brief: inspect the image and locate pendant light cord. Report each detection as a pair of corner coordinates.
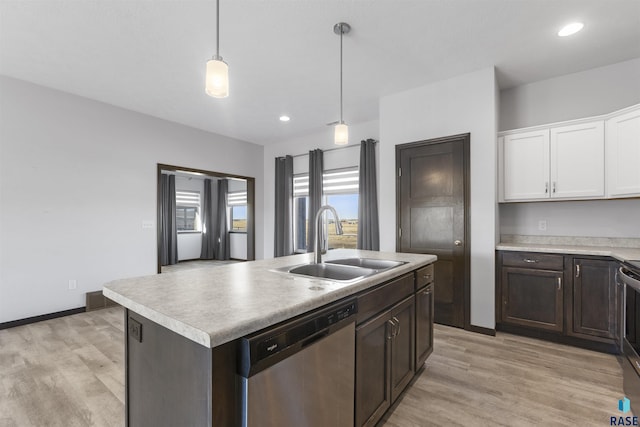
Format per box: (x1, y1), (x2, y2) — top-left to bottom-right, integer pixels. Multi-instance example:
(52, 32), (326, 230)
(339, 24), (343, 124)
(216, 0), (220, 58)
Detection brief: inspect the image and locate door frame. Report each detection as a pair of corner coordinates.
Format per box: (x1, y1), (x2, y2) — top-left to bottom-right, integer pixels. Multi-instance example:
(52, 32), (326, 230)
(157, 163), (256, 273)
(395, 133), (471, 331)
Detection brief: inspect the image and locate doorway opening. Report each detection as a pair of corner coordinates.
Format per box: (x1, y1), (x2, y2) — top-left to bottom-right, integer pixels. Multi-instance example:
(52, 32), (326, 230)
(157, 164), (255, 274)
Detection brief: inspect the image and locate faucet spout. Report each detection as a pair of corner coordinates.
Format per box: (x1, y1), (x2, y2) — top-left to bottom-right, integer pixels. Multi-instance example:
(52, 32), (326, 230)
(313, 205), (343, 264)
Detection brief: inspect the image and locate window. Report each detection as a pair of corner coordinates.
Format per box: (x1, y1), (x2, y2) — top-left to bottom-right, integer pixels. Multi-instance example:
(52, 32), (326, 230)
(228, 191), (247, 232)
(176, 190), (201, 232)
(293, 168), (359, 251)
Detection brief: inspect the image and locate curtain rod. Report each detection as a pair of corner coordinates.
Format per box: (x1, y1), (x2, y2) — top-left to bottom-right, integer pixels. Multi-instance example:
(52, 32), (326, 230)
(289, 140), (376, 159)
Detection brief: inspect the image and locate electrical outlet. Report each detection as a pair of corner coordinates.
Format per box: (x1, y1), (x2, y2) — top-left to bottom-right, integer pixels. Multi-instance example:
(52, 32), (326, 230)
(68, 279), (77, 290)
(538, 220), (547, 231)
(129, 318), (142, 342)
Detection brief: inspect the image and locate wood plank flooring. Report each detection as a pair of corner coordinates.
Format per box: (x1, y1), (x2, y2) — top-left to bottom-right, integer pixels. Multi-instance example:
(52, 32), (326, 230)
(0, 308), (630, 426)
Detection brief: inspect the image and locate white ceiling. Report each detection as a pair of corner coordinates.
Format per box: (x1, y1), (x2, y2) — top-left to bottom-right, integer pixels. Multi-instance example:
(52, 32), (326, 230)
(1, 1), (639, 145)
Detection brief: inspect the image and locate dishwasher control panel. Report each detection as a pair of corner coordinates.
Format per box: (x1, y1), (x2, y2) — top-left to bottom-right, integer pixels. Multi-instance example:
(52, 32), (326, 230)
(238, 299), (357, 377)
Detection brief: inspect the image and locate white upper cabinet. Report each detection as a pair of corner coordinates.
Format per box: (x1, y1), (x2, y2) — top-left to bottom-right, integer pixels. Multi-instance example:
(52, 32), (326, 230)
(500, 122), (605, 202)
(502, 130), (550, 201)
(499, 104), (640, 203)
(606, 106), (640, 198)
(550, 121), (605, 199)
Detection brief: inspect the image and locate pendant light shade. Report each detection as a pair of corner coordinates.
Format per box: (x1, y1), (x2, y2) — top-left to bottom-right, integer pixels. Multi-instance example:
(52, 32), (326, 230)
(333, 22), (350, 145)
(205, 0), (229, 98)
(206, 57), (229, 98)
(334, 122), (349, 145)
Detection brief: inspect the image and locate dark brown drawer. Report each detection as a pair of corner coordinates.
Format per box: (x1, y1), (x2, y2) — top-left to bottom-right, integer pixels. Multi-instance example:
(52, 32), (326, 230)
(502, 252), (564, 270)
(415, 264), (434, 289)
(357, 273), (414, 324)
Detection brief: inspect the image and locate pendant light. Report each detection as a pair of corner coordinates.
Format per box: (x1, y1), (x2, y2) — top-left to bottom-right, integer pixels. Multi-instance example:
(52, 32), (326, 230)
(205, 0), (229, 98)
(333, 22), (350, 145)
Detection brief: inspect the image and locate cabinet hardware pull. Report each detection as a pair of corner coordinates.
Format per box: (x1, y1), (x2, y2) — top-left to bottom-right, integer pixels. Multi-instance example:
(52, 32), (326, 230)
(393, 316), (401, 337)
(523, 258), (539, 263)
(557, 277), (562, 290)
(423, 289), (431, 295)
(423, 274), (431, 279)
(553, 182), (557, 193)
(454, 240), (462, 246)
(387, 319), (396, 340)
(576, 265), (580, 278)
(545, 182), (549, 193)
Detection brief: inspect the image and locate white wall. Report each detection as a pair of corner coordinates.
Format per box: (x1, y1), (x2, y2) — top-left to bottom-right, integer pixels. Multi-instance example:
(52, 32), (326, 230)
(0, 76), (264, 323)
(500, 58), (640, 131)
(262, 120), (380, 258)
(498, 58), (640, 240)
(501, 199), (640, 238)
(379, 68), (498, 330)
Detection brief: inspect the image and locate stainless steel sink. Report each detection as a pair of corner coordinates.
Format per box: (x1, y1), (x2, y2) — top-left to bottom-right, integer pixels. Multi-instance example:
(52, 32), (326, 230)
(325, 258), (406, 270)
(286, 263), (377, 282)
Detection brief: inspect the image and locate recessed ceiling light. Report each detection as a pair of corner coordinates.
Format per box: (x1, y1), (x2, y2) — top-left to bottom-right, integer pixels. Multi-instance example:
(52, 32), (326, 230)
(558, 22), (584, 37)
(279, 115), (290, 122)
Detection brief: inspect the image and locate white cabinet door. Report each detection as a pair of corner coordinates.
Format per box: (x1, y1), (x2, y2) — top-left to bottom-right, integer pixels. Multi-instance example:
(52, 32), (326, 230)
(550, 121), (605, 199)
(503, 130), (550, 201)
(607, 107), (640, 198)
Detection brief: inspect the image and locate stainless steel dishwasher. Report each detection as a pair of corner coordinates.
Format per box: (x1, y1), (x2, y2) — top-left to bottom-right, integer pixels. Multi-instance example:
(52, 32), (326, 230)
(238, 299), (357, 427)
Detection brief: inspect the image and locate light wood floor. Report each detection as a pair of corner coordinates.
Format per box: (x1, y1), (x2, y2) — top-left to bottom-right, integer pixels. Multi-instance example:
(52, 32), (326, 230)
(0, 307), (629, 426)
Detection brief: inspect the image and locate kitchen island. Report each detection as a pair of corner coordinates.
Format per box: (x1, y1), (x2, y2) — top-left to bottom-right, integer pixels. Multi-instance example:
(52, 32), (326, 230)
(104, 249), (436, 426)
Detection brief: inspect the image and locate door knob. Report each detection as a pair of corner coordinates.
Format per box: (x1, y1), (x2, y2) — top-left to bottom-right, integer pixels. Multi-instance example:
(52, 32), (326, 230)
(454, 240), (462, 246)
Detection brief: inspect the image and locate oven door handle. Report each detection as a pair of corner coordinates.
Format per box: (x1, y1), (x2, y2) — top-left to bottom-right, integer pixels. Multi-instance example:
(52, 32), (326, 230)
(620, 267), (640, 292)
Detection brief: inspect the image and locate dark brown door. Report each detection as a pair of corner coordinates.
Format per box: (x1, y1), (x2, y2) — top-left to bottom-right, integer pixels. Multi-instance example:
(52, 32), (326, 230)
(397, 135), (469, 328)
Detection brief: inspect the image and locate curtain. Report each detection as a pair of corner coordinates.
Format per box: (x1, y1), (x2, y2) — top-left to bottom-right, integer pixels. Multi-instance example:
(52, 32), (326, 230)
(215, 179), (230, 260)
(160, 174), (178, 265)
(307, 149), (323, 252)
(200, 178), (216, 259)
(357, 139), (380, 250)
(274, 155), (294, 257)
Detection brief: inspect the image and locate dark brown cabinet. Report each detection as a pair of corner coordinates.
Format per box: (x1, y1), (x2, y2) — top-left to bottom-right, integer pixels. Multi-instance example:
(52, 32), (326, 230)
(355, 309), (393, 427)
(355, 296), (415, 427)
(501, 267), (563, 332)
(570, 258), (617, 340)
(500, 252), (564, 332)
(390, 296), (415, 403)
(415, 264), (434, 369)
(497, 251), (621, 353)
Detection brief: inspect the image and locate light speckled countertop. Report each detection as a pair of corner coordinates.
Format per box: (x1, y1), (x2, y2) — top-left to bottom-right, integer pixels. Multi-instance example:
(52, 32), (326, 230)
(496, 243), (640, 263)
(103, 249), (436, 348)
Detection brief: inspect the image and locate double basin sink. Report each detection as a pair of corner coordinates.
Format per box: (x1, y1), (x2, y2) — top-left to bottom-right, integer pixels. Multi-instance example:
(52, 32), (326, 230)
(279, 258), (406, 283)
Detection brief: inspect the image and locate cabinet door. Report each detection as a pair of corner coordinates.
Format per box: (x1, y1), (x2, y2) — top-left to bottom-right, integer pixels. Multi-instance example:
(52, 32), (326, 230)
(502, 130), (550, 201)
(571, 258), (616, 340)
(550, 121), (605, 199)
(415, 284), (434, 368)
(355, 309), (392, 427)
(501, 267), (563, 332)
(390, 296), (415, 403)
(607, 106), (640, 198)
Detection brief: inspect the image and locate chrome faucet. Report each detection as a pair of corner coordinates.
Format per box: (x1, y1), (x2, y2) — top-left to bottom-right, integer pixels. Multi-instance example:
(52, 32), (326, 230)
(313, 205), (343, 264)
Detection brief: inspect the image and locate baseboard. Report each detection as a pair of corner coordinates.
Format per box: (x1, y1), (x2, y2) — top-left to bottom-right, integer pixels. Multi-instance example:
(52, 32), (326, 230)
(468, 324), (496, 336)
(0, 307), (86, 330)
(496, 323), (618, 354)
